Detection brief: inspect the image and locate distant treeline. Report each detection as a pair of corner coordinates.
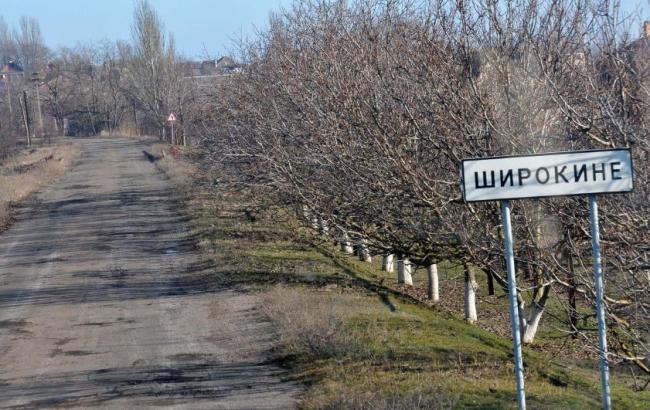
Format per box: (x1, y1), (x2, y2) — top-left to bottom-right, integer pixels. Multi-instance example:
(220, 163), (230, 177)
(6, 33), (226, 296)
(0, 0), (220, 154)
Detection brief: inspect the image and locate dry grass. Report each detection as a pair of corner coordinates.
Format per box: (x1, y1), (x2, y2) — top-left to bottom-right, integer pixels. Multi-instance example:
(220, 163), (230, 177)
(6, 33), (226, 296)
(260, 286), (462, 409)
(148, 142), (200, 189)
(260, 286), (377, 359)
(320, 385), (458, 410)
(0, 143), (79, 229)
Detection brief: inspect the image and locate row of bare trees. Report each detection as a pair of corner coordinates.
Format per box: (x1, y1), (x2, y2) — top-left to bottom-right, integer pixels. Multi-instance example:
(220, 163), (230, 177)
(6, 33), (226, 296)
(0, 16), (50, 153)
(0, 0), (197, 156)
(201, 0), (649, 380)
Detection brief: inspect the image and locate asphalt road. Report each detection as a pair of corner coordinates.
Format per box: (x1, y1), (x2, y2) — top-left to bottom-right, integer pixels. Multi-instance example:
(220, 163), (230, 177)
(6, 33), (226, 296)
(0, 138), (298, 409)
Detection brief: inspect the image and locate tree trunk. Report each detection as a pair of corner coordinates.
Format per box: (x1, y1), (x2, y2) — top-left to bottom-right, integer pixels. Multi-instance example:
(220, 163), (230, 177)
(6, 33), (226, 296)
(486, 269), (495, 296)
(522, 285), (551, 344)
(464, 262), (478, 324)
(382, 254), (394, 272)
(522, 304), (544, 344)
(397, 258), (405, 284)
(404, 260), (413, 286)
(398, 258), (413, 286)
(427, 263), (439, 302)
(358, 239), (371, 262)
(517, 295), (528, 334)
(133, 100), (139, 136)
(340, 231), (354, 254)
(318, 217), (329, 235)
(310, 216), (319, 231)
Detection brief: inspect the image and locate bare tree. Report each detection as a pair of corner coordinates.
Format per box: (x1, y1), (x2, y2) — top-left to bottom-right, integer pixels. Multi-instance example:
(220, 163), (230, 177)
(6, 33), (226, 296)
(122, 0), (181, 139)
(200, 0), (650, 380)
(14, 17), (49, 73)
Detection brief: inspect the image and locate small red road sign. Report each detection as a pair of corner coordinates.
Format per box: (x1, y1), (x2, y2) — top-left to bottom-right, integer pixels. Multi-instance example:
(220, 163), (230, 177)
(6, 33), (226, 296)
(167, 112), (177, 122)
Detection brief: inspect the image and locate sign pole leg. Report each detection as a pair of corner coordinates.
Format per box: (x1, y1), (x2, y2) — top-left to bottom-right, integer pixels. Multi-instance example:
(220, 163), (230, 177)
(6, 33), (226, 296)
(589, 194), (612, 410)
(501, 200), (526, 410)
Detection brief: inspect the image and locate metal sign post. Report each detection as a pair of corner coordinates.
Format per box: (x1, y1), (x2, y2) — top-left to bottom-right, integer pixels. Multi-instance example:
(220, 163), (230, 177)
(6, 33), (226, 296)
(589, 194), (612, 410)
(501, 200), (526, 410)
(460, 148), (633, 410)
(167, 112), (177, 145)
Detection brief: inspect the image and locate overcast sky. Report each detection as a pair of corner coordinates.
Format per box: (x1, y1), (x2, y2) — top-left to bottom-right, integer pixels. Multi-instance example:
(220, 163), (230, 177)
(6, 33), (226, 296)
(1, 0), (648, 60)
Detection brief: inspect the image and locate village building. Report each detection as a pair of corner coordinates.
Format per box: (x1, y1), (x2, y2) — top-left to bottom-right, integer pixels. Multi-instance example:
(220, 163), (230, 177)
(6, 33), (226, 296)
(0, 61), (24, 92)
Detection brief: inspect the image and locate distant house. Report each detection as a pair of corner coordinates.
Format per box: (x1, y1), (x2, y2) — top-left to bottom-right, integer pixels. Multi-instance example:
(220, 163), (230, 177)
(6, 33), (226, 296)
(1, 61), (24, 81)
(199, 57), (242, 75)
(216, 56), (242, 73)
(0, 61), (24, 92)
(200, 60), (219, 75)
(181, 56), (243, 78)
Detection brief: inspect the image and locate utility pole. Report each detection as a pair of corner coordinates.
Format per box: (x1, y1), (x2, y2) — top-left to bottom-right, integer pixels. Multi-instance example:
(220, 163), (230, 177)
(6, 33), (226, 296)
(31, 72), (44, 137)
(6, 77), (12, 115)
(170, 119), (175, 145)
(19, 90), (31, 147)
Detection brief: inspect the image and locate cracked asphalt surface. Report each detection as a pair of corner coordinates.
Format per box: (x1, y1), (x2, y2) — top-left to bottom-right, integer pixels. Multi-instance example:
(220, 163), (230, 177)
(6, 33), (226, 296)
(0, 138), (298, 409)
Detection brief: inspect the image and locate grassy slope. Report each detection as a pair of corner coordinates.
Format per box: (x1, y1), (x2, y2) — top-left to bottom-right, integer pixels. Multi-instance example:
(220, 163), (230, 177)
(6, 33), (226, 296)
(0, 142), (79, 230)
(160, 151), (648, 409)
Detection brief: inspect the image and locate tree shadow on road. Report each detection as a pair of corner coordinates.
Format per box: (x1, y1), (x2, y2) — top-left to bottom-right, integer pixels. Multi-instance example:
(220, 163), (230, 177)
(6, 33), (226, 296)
(1, 360), (298, 409)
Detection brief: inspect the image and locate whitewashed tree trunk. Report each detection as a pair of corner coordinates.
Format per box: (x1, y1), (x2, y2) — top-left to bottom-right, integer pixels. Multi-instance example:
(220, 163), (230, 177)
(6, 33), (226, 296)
(318, 217), (329, 235)
(522, 286), (550, 344)
(517, 297), (528, 334)
(340, 231), (354, 254)
(403, 259), (413, 286)
(310, 216), (319, 231)
(382, 254), (394, 272)
(522, 302), (545, 344)
(427, 263), (439, 302)
(464, 263), (478, 324)
(357, 239), (371, 262)
(398, 259), (413, 286)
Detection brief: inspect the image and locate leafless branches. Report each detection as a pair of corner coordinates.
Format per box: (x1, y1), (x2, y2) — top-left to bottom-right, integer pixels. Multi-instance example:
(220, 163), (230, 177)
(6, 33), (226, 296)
(201, 0), (650, 377)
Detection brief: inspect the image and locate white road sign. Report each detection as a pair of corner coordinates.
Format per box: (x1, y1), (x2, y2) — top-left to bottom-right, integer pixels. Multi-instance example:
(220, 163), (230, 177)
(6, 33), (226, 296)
(167, 112), (177, 122)
(462, 149), (633, 202)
